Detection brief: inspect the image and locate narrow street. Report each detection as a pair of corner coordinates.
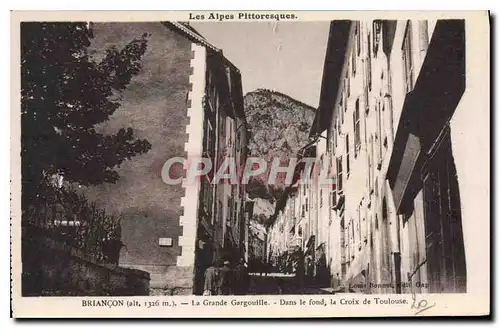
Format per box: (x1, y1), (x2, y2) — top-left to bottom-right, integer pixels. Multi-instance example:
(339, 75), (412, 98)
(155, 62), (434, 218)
(248, 273), (336, 295)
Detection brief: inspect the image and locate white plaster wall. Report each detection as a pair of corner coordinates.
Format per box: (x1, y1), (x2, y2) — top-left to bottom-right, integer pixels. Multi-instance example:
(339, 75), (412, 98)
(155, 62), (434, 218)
(449, 15), (489, 298)
(388, 21), (406, 136)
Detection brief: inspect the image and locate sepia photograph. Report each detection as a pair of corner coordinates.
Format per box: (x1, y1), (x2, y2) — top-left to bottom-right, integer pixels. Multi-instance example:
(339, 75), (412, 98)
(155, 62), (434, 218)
(11, 11), (490, 318)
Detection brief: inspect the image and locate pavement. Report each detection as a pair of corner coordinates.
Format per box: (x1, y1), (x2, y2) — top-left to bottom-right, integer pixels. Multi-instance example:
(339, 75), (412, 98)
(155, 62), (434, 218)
(248, 272), (337, 295)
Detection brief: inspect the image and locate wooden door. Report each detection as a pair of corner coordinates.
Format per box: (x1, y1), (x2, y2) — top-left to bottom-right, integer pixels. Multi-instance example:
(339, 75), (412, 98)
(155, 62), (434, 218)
(422, 126), (467, 293)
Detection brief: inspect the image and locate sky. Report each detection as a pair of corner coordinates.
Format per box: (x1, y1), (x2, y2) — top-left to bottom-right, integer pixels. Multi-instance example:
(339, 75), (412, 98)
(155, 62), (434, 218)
(191, 21), (330, 108)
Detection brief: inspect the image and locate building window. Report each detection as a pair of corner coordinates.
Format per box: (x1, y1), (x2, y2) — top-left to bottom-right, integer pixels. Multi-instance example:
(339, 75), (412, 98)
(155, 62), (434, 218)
(402, 21), (414, 94)
(376, 100), (383, 164)
(373, 20), (382, 55)
(336, 120), (340, 147)
(367, 31), (372, 91)
(320, 189), (323, 207)
(330, 189), (337, 207)
(382, 198), (388, 221)
(219, 112), (226, 138)
(227, 119), (233, 148)
(351, 222), (355, 245)
(347, 74), (350, 97)
(206, 71), (217, 111)
(217, 201), (223, 222)
(337, 156), (343, 192)
(352, 23), (359, 76)
(346, 134), (350, 177)
(382, 102), (388, 150)
(340, 101), (344, 124)
(232, 197), (237, 226)
(356, 21), (361, 56)
(201, 176), (213, 217)
(228, 197), (234, 225)
(203, 119), (213, 154)
(333, 119), (338, 149)
(354, 101), (361, 154)
(343, 90), (347, 112)
(351, 49), (356, 76)
(368, 135), (373, 191)
(371, 132), (376, 189)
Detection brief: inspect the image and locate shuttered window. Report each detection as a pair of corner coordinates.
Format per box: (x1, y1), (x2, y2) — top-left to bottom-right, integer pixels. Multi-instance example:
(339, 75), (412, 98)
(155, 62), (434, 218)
(402, 21), (414, 94)
(337, 156), (343, 193)
(354, 100), (361, 154)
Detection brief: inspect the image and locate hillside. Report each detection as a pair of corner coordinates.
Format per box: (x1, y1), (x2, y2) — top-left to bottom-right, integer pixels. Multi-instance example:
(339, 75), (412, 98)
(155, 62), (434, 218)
(244, 88), (316, 202)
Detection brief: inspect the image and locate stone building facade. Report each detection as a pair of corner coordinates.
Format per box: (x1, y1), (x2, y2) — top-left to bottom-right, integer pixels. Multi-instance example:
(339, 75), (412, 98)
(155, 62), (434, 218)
(248, 221), (267, 265)
(316, 18), (474, 293)
(267, 18), (488, 294)
(85, 22), (248, 295)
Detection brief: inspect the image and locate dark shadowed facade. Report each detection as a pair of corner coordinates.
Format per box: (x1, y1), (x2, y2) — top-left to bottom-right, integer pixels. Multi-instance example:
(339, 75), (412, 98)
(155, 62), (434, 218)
(85, 22), (248, 295)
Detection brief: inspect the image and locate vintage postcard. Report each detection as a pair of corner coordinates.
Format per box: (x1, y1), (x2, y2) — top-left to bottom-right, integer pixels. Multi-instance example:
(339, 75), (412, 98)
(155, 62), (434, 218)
(10, 10), (490, 318)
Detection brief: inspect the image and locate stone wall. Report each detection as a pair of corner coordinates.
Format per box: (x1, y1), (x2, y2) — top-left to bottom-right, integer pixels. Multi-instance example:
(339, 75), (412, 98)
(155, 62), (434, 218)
(22, 228), (150, 296)
(123, 264), (194, 296)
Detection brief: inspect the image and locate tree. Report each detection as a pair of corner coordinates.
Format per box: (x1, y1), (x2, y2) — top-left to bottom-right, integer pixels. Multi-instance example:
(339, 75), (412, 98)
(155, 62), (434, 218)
(252, 213), (268, 226)
(21, 22), (152, 207)
(268, 184), (284, 202)
(245, 177), (272, 201)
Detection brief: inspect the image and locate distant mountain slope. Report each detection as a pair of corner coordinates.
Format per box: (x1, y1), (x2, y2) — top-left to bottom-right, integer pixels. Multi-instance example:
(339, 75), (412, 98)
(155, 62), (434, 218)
(244, 89), (316, 201)
(245, 89), (315, 159)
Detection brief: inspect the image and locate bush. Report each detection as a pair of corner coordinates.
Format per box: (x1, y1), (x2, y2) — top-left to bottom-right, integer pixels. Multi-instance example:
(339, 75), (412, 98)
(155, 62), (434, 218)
(23, 184), (122, 264)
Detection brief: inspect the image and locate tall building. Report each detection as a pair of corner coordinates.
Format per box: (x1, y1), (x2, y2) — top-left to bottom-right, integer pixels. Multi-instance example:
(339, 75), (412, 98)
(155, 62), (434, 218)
(266, 21), (351, 289)
(267, 18), (488, 294)
(315, 19), (475, 293)
(85, 22), (248, 295)
(248, 221), (267, 265)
